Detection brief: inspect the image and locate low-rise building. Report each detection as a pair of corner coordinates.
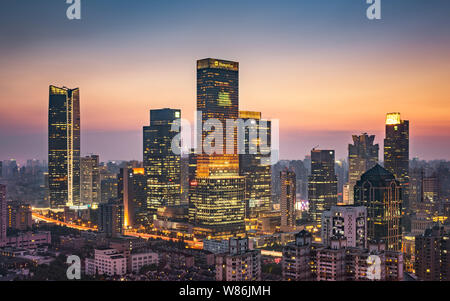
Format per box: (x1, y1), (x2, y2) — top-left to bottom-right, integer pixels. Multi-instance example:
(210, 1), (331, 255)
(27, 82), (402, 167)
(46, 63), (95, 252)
(93, 248), (127, 276)
(130, 251), (158, 273)
(5, 231), (51, 249)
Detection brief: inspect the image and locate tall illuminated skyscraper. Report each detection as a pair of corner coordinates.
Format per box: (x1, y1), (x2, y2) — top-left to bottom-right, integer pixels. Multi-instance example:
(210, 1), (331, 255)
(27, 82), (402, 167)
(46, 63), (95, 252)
(354, 164), (402, 252)
(308, 149), (338, 224)
(348, 134), (379, 203)
(48, 85), (80, 208)
(384, 113), (409, 209)
(143, 109), (181, 211)
(189, 58), (245, 238)
(239, 111), (271, 218)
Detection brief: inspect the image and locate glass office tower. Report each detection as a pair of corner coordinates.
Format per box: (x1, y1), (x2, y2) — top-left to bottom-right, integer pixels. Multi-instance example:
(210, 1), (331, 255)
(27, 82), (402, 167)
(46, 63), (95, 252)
(239, 111), (272, 218)
(354, 164), (402, 252)
(143, 109), (181, 211)
(384, 113), (410, 210)
(48, 85), (80, 208)
(189, 59), (245, 238)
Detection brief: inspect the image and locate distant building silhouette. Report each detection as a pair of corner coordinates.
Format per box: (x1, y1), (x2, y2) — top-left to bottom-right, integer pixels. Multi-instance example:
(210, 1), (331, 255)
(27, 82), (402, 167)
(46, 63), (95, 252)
(308, 149), (338, 224)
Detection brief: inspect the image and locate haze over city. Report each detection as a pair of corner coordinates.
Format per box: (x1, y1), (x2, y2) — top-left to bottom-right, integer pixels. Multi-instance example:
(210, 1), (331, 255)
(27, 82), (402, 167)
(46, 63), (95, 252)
(1, 0), (450, 164)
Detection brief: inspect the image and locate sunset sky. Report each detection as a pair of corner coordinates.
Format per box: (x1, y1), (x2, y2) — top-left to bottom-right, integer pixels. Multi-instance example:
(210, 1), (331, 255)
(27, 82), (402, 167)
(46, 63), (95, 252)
(1, 0), (449, 164)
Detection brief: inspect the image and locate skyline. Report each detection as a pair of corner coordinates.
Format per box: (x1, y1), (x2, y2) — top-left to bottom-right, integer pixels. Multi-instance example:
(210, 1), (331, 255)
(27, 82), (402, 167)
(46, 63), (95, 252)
(1, 0), (450, 163)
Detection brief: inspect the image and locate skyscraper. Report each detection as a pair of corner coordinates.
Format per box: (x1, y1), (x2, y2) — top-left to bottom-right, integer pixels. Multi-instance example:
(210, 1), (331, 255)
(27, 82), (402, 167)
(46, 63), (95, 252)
(0, 185), (6, 247)
(189, 58), (245, 238)
(354, 164), (402, 251)
(80, 155), (100, 206)
(308, 149), (338, 224)
(384, 113), (409, 209)
(143, 109), (181, 210)
(48, 85), (80, 208)
(239, 111), (271, 218)
(118, 167), (147, 229)
(280, 169), (296, 232)
(348, 133), (379, 203)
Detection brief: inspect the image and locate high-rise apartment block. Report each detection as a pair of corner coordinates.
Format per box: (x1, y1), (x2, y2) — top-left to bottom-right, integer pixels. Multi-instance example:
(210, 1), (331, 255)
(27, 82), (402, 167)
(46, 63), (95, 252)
(415, 226), (450, 281)
(215, 237), (261, 281)
(282, 230), (403, 281)
(321, 205), (367, 248)
(282, 230), (315, 281)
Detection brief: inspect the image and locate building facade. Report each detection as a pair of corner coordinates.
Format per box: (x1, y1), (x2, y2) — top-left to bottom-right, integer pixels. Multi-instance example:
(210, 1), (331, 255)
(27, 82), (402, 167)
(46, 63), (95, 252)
(215, 237), (261, 281)
(415, 226), (450, 281)
(98, 201), (124, 238)
(7, 201), (32, 231)
(93, 248), (127, 276)
(321, 205), (367, 248)
(282, 230), (315, 281)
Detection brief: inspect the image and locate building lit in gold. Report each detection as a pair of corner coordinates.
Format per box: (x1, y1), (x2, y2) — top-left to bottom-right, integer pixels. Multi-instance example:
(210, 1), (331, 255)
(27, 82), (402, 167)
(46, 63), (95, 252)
(189, 59), (245, 238)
